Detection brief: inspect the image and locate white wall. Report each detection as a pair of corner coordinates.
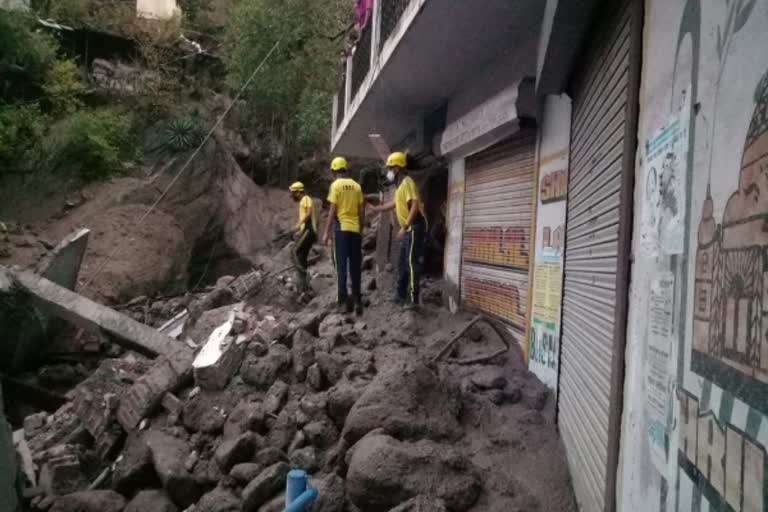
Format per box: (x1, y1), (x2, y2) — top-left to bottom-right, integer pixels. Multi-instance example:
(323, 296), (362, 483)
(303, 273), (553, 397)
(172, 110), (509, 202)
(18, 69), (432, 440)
(136, 0), (178, 20)
(618, 0), (768, 510)
(444, 157), (466, 313)
(528, 94), (571, 391)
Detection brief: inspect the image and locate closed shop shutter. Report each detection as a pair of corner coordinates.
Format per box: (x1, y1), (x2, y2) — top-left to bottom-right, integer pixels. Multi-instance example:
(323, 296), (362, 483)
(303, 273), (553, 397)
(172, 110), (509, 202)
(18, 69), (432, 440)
(461, 129), (536, 338)
(557, 1), (640, 511)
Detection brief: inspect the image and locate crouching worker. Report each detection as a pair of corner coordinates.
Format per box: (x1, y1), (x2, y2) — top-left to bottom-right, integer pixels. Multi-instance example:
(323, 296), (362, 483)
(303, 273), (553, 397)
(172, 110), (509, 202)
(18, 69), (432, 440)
(369, 151), (426, 308)
(290, 181), (316, 292)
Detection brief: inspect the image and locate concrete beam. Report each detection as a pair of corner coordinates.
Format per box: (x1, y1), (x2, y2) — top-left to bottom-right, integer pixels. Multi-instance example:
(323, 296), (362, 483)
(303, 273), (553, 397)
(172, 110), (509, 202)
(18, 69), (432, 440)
(8, 268), (183, 358)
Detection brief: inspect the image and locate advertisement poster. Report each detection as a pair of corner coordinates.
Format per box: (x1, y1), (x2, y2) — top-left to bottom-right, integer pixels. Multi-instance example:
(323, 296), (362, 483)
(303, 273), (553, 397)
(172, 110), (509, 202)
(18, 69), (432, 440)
(528, 244), (563, 390)
(640, 88), (691, 257)
(645, 272), (675, 473)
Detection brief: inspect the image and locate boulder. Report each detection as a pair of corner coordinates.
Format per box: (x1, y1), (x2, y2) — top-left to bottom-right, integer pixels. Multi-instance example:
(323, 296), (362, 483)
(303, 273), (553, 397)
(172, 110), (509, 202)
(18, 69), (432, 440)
(326, 381), (367, 430)
(311, 473), (346, 512)
(303, 419), (339, 450)
(289, 445), (319, 473)
(124, 490), (178, 512)
(51, 491), (126, 512)
(223, 400), (266, 439)
(182, 395), (228, 434)
(388, 496), (448, 512)
(266, 407), (298, 452)
(229, 463), (263, 483)
(241, 462), (290, 512)
(215, 432), (259, 472)
(341, 362), (462, 447)
(299, 393), (328, 420)
(241, 345), (291, 390)
(307, 364), (323, 391)
(254, 447), (287, 468)
(113, 434), (159, 495)
(469, 367), (507, 390)
(263, 380), (289, 415)
(346, 434), (480, 512)
(315, 353), (344, 387)
(292, 329), (317, 380)
(145, 431), (201, 508)
(194, 487), (241, 512)
(318, 314), (349, 339)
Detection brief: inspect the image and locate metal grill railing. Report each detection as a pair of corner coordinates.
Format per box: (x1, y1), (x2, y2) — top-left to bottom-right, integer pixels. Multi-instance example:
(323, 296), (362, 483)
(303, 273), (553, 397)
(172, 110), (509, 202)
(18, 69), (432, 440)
(336, 64), (346, 129)
(351, 22), (372, 100)
(380, 0), (411, 51)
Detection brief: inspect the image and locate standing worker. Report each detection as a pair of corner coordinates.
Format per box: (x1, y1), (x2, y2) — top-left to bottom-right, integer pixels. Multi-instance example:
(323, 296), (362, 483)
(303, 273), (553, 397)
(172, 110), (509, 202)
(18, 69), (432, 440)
(370, 151), (426, 308)
(322, 156), (365, 315)
(289, 181), (316, 293)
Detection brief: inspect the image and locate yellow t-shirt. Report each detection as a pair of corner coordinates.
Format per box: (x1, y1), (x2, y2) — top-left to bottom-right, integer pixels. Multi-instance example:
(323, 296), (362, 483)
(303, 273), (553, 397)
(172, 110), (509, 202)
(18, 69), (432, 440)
(395, 176), (426, 228)
(299, 195), (317, 231)
(327, 177), (363, 233)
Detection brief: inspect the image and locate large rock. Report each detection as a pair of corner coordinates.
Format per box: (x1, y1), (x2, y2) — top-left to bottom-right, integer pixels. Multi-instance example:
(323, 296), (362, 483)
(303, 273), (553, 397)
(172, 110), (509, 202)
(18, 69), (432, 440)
(289, 445), (319, 473)
(241, 462), (290, 512)
(318, 314), (349, 339)
(182, 394), (228, 434)
(388, 496), (448, 512)
(266, 406), (297, 452)
(113, 434), (159, 494)
(229, 463), (263, 483)
(303, 418), (339, 450)
(223, 400), (266, 438)
(145, 431), (201, 508)
(241, 345), (291, 390)
(125, 490), (178, 512)
(254, 447), (287, 467)
(326, 381), (367, 430)
(346, 434), (480, 511)
(51, 491), (126, 512)
(214, 432), (259, 472)
(292, 329), (317, 381)
(263, 380), (289, 415)
(341, 362), (461, 447)
(194, 487), (241, 512)
(315, 353), (344, 387)
(311, 473), (346, 512)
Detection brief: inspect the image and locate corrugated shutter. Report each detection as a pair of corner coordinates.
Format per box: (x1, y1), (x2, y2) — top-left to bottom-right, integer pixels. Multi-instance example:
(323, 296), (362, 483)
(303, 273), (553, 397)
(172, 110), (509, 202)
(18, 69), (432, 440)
(557, 2), (640, 511)
(461, 130), (536, 337)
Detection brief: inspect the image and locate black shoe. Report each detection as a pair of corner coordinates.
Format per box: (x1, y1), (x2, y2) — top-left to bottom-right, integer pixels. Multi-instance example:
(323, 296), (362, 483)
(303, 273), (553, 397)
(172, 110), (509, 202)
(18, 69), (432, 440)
(336, 301), (348, 314)
(345, 299), (354, 314)
(355, 300), (364, 316)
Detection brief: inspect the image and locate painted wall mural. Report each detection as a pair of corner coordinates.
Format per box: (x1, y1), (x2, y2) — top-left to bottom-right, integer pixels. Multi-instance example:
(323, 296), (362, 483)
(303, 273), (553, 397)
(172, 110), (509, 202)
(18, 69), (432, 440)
(619, 1), (768, 511)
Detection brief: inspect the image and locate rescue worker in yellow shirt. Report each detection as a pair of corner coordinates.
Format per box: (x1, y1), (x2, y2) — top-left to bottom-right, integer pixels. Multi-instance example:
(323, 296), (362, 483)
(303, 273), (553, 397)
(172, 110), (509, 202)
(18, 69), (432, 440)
(322, 156), (365, 315)
(289, 181), (316, 292)
(369, 151), (426, 308)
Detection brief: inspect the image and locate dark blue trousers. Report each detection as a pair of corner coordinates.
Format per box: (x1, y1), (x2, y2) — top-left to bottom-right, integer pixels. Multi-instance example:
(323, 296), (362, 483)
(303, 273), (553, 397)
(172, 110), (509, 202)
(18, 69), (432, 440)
(333, 224), (362, 304)
(397, 216), (426, 305)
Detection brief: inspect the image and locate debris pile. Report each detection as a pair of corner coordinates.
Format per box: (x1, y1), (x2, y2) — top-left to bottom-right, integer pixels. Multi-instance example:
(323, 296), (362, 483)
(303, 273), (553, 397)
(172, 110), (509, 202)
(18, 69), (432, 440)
(3, 225), (576, 512)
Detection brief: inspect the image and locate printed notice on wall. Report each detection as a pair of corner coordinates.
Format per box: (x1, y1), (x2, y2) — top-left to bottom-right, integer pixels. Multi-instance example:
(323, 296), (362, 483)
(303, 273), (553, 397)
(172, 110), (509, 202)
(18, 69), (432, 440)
(645, 272), (674, 473)
(640, 88), (691, 257)
(528, 248), (562, 390)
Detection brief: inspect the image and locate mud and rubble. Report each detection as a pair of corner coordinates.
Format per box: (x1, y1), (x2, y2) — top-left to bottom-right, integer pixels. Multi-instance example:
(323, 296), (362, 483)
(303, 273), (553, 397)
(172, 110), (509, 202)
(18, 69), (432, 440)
(3, 221), (576, 512)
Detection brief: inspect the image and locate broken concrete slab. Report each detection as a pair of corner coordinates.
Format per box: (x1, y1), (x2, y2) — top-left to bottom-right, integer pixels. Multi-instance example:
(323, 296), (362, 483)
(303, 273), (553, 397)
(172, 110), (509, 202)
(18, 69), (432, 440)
(38, 444), (87, 496)
(193, 311), (246, 390)
(8, 269), (186, 357)
(36, 228), (90, 291)
(117, 350), (194, 431)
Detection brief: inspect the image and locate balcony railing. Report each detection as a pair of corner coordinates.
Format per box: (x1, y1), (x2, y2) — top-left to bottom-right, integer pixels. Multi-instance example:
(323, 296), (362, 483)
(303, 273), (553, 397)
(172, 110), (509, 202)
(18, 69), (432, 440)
(380, 0), (411, 51)
(336, 63), (346, 129)
(351, 21), (372, 101)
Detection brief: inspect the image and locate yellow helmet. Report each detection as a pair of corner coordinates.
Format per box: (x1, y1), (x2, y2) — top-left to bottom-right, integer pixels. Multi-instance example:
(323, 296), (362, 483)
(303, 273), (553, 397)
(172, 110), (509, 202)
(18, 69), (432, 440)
(289, 181), (304, 192)
(330, 156), (348, 172)
(386, 151), (407, 168)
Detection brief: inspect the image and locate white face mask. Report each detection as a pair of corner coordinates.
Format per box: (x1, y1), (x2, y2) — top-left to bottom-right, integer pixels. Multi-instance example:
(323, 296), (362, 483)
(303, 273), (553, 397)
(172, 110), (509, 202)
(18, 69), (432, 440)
(386, 170), (396, 183)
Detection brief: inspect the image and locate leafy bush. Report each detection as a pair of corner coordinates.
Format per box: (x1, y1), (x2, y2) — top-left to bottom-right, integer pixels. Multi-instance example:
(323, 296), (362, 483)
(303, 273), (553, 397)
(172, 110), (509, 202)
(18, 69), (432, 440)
(0, 12), (58, 96)
(48, 0), (90, 24)
(162, 115), (205, 153)
(44, 109), (135, 180)
(0, 103), (46, 175)
(42, 59), (85, 115)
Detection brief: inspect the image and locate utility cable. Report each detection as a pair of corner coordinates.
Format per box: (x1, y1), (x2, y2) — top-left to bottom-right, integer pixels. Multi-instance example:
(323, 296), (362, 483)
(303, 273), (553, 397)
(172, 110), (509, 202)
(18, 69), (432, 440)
(81, 39), (282, 291)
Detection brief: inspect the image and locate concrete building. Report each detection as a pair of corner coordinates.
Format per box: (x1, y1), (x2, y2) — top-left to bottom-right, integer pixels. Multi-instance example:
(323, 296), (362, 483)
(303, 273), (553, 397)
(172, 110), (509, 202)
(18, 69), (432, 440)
(332, 0), (768, 511)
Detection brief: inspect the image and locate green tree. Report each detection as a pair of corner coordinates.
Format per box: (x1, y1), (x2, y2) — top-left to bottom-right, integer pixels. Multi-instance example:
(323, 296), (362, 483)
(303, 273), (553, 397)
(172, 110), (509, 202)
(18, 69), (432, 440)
(42, 59), (85, 115)
(0, 12), (58, 98)
(225, 0), (348, 180)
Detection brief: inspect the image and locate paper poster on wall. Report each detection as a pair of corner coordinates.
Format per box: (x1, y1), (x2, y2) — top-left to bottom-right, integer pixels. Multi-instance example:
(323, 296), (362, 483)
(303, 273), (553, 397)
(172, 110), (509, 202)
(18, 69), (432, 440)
(645, 272), (674, 473)
(640, 88), (691, 257)
(528, 247), (562, 390)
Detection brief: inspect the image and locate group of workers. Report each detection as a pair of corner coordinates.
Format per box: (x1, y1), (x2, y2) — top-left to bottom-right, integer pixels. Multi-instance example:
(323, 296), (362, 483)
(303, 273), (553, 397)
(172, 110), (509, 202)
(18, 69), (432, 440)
(289, 151), (426, 315)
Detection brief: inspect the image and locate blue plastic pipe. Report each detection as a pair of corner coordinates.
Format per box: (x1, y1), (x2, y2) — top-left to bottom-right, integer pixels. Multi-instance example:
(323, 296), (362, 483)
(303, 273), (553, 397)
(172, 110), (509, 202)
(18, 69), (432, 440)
(283, 488), (318, 512)
(286, 469), (307, 505)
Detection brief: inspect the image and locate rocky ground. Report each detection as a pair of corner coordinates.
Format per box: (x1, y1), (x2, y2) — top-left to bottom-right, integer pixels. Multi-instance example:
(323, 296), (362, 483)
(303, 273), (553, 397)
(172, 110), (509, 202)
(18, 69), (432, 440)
(10, 226), (576, 512)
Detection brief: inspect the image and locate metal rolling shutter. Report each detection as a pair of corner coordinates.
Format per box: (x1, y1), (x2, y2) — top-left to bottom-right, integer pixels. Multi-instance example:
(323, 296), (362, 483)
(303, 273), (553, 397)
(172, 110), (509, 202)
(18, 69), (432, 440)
(557, 1), (640, 511)
(461, 130), (536, 338)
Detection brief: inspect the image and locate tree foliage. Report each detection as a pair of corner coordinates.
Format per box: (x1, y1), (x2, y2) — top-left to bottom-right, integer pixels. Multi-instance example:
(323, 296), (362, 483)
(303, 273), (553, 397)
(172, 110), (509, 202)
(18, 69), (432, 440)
(225, 0), (349, 178)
